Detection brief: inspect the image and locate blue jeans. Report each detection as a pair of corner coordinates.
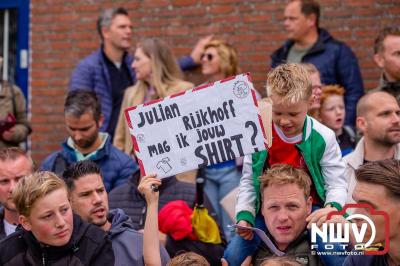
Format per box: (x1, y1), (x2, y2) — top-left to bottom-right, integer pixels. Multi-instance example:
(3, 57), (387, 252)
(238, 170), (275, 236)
(204, 164), (241, 241)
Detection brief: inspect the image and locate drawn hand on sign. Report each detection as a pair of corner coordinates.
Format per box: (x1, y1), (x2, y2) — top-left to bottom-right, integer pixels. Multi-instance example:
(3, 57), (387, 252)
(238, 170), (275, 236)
(245, 121), (258, 153)
(156, 157), (172, 173)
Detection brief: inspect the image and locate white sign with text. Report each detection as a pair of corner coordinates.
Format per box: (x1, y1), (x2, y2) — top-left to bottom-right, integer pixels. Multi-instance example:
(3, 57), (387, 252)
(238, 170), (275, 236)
(125, 73), (267, 178)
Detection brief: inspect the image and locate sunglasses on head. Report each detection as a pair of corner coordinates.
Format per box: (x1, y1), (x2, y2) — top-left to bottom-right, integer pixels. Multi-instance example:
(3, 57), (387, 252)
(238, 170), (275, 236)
(201, 53), (214, 61)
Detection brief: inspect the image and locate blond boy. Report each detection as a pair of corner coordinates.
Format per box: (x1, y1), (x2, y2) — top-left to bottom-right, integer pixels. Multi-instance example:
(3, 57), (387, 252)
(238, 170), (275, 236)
(0, 171), (114, 265)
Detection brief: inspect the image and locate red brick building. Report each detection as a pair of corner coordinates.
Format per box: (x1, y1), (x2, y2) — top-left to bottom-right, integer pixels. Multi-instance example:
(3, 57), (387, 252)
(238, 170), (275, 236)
(30, 0), (400, 164)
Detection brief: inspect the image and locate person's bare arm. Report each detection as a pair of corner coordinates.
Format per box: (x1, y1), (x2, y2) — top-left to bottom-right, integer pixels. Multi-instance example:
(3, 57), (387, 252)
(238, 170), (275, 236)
(190, 35), (213, 64)
(139, 173), (162, 266)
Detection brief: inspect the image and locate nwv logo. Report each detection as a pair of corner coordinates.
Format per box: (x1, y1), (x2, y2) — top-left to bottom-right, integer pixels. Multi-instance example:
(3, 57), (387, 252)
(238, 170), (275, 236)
(310, 203), (389, 255)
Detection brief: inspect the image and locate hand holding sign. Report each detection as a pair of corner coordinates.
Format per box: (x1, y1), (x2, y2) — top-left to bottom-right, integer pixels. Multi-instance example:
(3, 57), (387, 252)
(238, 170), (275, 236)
(125, 73), (268, 178)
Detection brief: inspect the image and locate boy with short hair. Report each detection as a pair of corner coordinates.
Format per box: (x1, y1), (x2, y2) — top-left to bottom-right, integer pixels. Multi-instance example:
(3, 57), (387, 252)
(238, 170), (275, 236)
(224, 63), (347, 266)
(0, 171), (114, 265)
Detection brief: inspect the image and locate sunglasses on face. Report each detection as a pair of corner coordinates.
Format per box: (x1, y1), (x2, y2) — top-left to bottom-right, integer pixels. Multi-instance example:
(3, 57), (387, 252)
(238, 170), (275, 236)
(201, 53), (214, 61)
(312, 85), (322, 91)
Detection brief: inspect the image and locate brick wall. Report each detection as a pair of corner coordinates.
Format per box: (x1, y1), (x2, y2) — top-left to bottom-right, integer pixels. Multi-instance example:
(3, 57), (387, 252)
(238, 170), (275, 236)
(30, 0), (400, 164)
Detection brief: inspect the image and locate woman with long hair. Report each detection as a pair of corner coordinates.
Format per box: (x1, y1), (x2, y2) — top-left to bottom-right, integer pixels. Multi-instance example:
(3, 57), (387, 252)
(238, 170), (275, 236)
(114, 38), (194, 155)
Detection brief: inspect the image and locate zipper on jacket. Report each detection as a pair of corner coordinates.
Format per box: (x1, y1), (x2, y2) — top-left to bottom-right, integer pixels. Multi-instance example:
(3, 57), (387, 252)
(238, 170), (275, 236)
(42, 249), (47, 266)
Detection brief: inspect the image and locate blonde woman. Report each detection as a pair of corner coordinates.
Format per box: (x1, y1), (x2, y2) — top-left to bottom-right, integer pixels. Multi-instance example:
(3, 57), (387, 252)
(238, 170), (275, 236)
(114, 38), (194, 155)
(201, 40), (238, 82)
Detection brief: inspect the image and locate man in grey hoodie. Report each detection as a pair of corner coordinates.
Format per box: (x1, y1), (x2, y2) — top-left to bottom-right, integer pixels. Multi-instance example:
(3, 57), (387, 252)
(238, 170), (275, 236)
(63, 160), (170, 266)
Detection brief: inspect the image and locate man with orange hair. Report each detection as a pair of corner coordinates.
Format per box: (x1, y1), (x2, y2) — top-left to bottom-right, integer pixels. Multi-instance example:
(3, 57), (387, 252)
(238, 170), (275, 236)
(319, 85), (356, 156)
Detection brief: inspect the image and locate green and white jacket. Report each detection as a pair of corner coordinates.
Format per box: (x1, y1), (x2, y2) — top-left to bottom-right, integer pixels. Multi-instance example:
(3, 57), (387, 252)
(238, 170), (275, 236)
(236, 116), (347, 226)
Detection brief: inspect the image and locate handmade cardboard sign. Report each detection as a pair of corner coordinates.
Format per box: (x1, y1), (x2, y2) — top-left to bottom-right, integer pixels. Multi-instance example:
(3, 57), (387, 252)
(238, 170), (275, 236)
(125, 73), (268, 178)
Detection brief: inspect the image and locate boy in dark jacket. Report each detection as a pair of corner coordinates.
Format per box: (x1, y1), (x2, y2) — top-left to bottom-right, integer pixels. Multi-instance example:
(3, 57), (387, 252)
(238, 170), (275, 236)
(0, 171), (114, 265)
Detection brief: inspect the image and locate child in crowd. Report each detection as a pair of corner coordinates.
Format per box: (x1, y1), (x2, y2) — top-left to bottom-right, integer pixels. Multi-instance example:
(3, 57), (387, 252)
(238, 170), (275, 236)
(224, 64), (348, 266)
(0, 171), (114, 265)
(139, 173), (168, 266)
(319, 85), (356, 156)
(168, 252), (210, 266)
(300, 63), (322, 119)
(260, 256), (301, 266)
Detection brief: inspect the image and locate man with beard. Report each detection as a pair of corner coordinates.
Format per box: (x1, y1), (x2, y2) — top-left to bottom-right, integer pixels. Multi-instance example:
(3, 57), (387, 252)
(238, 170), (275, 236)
(63, 160), (170, 266)
(372, 26), (400, 102)
(0, 147), (34, 239)
(345, 91), (400, 203)
(41, 90), (136, 192)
